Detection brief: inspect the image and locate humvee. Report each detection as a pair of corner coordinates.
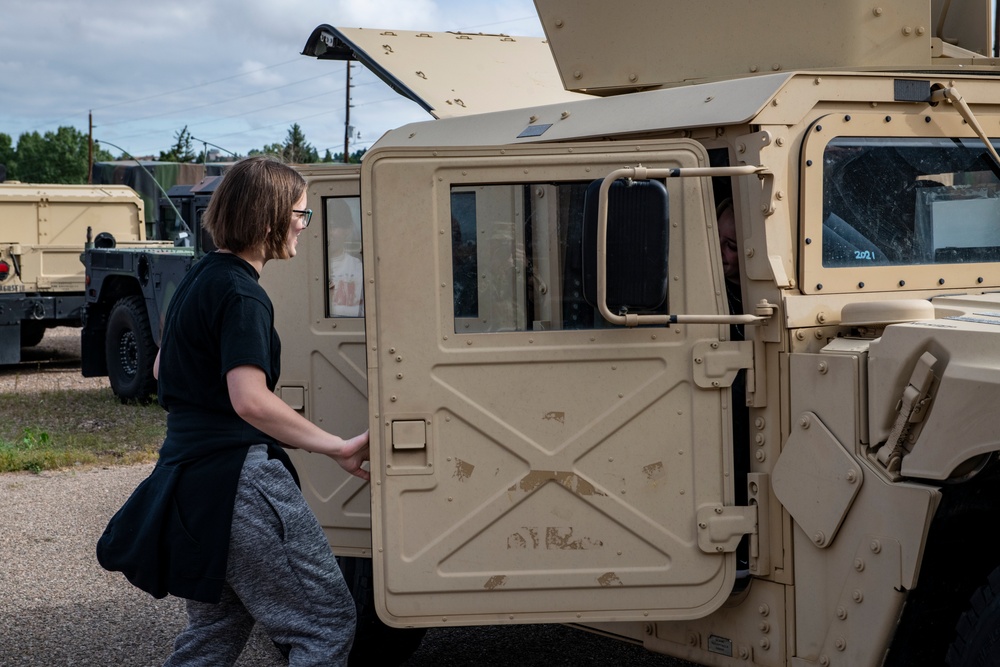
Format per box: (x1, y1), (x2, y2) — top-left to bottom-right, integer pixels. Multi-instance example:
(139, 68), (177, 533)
(0, 183), (145, 365)
(262, 1), (1000, 664)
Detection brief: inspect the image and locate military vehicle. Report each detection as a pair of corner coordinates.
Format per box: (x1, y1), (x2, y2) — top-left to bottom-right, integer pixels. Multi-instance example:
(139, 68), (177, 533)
(0, 183), (145, 365)
(79, 175), (226, 402)
(243, 1), (1000, 663)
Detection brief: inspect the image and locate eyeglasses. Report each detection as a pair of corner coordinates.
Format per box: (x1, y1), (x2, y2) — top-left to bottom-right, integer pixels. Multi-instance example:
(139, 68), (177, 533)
(293, 209), (313, 227)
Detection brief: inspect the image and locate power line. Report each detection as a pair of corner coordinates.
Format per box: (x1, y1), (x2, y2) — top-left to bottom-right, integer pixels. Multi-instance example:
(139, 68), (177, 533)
(91, 58), (302, 112)
(95, 71), (339, 129)
(28, 58), (304, 132)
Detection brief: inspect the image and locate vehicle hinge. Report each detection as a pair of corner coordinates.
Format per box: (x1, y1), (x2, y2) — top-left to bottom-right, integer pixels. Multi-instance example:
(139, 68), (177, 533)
(869, 351), (938, 477)
(696, 504), (757, 554)
(692, 339), (753, 389)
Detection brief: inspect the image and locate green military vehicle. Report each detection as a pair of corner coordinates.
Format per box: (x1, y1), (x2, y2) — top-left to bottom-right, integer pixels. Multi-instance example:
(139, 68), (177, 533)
(79, 176), (222, 402)
(0, 183), (146, 365)
(262, 1), (1000, 664)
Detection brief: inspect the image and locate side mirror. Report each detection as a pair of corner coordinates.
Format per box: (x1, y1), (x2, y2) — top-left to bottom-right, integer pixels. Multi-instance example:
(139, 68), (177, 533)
(94, 232), (117, 249)
(582, 178), (669, 314)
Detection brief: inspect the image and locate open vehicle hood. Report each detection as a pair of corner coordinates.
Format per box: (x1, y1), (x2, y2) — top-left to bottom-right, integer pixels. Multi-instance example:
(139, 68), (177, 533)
(302, 25), (589, 119)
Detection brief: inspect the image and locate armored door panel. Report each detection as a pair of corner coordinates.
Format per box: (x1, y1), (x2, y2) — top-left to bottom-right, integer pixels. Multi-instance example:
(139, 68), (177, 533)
(261, 164), (372, 556)
(365, 142), (736, 625)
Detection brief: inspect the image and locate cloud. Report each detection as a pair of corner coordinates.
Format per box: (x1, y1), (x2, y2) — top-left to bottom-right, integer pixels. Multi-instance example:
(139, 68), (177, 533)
(0, 0), (542, 156)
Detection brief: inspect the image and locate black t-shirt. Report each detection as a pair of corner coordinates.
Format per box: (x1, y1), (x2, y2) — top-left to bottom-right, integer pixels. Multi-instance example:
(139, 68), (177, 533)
(158, 250), (280, 452)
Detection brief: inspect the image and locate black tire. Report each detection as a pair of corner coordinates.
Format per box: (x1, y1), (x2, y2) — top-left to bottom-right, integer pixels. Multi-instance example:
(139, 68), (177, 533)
(947, 566), (1000, 666)
(337, 556), (426, 666)
(105, 295), (157, 404)
(19, 321), (45, 348)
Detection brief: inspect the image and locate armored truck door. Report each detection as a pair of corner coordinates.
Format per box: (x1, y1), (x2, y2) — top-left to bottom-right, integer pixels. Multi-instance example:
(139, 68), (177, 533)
(262, 164), (373, 556)
(365, 141), (739, 625)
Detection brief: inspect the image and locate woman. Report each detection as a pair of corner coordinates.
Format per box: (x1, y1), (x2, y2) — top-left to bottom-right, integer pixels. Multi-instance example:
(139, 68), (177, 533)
(98, 156), (368, 666)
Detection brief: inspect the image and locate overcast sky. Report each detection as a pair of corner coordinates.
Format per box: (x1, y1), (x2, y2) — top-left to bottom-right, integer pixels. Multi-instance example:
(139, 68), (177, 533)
(0, 0), (544, 159)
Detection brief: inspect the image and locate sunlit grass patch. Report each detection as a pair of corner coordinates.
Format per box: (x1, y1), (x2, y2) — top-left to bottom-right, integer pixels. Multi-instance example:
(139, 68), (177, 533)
(0, 387), (164, 473)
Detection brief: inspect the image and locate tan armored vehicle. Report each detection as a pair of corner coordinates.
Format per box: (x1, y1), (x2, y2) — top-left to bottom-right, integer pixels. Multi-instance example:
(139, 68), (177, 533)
(262, 1), (1000, 664)
(0, 183), (145, 365)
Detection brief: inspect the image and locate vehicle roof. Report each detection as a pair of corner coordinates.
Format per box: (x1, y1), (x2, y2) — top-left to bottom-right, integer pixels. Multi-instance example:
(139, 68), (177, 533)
(372, 72), (792, 148)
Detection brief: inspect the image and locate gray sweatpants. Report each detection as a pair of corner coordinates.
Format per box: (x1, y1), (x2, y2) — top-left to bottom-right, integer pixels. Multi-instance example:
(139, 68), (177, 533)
(164, 445), (356, 666)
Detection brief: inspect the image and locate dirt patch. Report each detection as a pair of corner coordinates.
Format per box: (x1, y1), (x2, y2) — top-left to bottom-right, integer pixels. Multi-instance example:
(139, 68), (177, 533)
(0, 327), (109, 394)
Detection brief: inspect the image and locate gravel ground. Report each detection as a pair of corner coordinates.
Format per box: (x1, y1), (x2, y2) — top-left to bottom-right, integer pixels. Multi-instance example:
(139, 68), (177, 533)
(0, 329), (689, 666)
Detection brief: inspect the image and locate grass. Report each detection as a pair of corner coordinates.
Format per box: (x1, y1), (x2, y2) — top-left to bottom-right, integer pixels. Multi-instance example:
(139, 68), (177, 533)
(0, 388), (165, 473)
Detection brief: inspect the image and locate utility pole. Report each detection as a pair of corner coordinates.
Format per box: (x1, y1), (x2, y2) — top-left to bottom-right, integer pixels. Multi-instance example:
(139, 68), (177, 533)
(88, 111), (93, 184)
(343, 60), (352, 163)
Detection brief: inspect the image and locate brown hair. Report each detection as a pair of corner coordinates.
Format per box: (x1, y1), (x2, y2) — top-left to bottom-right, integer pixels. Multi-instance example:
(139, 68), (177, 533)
(202, 155), (305, 260)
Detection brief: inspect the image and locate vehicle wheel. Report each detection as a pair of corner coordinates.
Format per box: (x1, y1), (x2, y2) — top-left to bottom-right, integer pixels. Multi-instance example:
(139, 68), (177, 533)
(337, 556), (426, 666)
(105, 295), (157, 404)
(20, 321), (45, 348)
(947, 566), (1000, 666)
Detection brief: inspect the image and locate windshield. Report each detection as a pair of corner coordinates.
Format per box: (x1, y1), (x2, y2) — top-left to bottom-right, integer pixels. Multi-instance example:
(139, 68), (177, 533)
(822, 136), (1000, 267)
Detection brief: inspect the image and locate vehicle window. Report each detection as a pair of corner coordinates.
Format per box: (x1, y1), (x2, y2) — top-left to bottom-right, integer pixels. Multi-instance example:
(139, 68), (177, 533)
(450, 182), (668, 333)
(324, 196), (364, 318)
(822, 136), (1000, 267)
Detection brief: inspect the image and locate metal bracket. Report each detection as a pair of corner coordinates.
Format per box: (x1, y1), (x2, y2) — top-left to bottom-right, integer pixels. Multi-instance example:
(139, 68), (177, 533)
(692, 340), (753, 389)
(697, 505), (757, 553)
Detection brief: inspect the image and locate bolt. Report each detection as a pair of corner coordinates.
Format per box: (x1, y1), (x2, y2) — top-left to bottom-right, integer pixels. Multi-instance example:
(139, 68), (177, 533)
(853, 589), (864, 603)
(760, 637), (771, 649)
(755, 450), (766, 462)
(870, 540), (882, 553)
(813, 531), (826, 545)
(758, 604), (770, 616)
(855, 558), (865, 572)
(760, 621), (770, 632)
(799, 415), (812, 429)
(837, 605), (848, 620)
(847, 469), (858, 484)
(835, 637), (847, 651)
(818, 361), (828, 374)
(755, 417), (765, 429)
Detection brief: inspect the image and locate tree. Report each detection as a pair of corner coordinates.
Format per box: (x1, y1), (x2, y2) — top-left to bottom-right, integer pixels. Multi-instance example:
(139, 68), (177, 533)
(281, 123), (318, 164)
(158, 126), (196, 162)
(331, 148), (368, 164)
(248, 142), (285, 159)
(13, 126), (107, 184)
(0, 133), (14, 180)
(322, 149), (334, 163)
